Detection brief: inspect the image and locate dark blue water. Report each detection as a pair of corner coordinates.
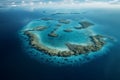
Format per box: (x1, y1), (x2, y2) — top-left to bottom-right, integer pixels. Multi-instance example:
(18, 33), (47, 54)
(1, 7), (120, 80)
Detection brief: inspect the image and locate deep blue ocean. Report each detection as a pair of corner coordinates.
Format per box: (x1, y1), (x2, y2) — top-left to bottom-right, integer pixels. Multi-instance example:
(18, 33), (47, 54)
(0, 7), (120, 80)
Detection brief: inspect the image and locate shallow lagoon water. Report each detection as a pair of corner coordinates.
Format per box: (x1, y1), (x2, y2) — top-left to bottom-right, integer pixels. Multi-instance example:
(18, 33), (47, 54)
(26, 19), (91, 49)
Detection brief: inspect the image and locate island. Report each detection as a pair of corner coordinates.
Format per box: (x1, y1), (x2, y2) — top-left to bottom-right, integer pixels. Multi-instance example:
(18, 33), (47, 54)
(56, 24), (62, 27)
(74, 21), (94, 30)
(79, 21), (94, 29)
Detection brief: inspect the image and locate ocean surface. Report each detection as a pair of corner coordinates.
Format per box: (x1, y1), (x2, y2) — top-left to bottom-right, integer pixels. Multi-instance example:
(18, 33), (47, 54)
(1, 7), (120, 80)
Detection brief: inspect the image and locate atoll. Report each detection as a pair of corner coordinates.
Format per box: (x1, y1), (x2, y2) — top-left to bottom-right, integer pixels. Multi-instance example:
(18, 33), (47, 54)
(22, 18), (107, 57)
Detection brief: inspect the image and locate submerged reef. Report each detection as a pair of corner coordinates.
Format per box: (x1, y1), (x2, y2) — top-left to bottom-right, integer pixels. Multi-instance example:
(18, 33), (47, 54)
(32, 26), (48, 31)
(74, 26), (82, 29)
(63, 28), (73, 32)
(48, 32), (58, 37)
(41, 18), (53, 21)
(22, 18), (107, 57)
(58, 19), (70, 24)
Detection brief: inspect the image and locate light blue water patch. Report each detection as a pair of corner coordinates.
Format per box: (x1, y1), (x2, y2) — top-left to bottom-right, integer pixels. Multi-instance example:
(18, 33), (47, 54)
(40, 30), (90, 48)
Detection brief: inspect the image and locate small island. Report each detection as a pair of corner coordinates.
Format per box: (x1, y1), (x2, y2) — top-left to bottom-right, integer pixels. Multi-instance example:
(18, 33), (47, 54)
(32, 26), (48, 31)
(48, 32), (58, 37)
(58, 19), (70, 24)
(79, 21), (94, 29)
